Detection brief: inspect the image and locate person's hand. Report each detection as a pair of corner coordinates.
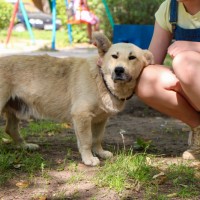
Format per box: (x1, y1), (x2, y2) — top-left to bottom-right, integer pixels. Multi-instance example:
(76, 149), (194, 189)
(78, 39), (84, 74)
(168, 41), (200, 58)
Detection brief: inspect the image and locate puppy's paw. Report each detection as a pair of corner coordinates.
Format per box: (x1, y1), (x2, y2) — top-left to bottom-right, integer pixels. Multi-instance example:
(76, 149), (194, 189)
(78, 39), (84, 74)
(82, 156), (100, 166)
(95, 150), (113, 159)
(17, 143), (39, 151)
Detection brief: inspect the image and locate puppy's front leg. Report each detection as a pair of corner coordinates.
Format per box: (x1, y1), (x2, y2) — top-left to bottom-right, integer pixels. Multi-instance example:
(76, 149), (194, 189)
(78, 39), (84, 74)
(72, 112), (100, 166)
(92, 119), (113, 159)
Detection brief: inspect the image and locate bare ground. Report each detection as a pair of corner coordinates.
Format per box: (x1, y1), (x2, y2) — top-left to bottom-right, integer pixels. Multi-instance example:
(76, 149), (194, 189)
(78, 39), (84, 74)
(0, 46), (199, 200)
(1, 96), (199, 200)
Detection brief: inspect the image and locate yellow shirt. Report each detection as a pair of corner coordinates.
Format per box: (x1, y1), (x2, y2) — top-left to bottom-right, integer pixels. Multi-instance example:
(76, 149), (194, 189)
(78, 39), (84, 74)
(155, 0), (200, 33)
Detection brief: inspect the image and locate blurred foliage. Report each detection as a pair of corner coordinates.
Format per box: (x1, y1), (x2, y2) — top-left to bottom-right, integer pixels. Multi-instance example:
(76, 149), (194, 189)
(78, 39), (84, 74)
(104, 0), (162, 24)
(96, 0), (163, 38)
(1, 0), (164, 42)
(67, 0), (164, 41)
(0, 0), (13, 30)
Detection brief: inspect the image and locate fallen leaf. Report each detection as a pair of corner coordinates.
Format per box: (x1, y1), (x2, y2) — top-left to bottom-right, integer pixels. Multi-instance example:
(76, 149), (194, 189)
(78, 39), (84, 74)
(16, 181), (29, 188)
(179, 184), (188, 188)
(152, 172), (165, 179)
(13, 164), (22, 169)
(61, 123), (71, 129)
(38, 196), (47, 200)
(152, 172), (167, 184)
(2, 138), (12, 144)
(167, 193), (177, 198)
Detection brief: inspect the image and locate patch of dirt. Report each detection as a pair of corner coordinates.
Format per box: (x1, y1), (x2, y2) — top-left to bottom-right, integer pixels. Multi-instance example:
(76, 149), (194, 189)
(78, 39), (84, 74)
(106, 96), (189, 156)
(0, 96), (197, 200)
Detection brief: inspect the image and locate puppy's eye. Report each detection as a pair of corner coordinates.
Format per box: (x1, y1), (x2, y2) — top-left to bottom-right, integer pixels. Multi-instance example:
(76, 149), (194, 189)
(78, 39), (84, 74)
(129, 55), (136, 60)
(112, 55), (118, 59)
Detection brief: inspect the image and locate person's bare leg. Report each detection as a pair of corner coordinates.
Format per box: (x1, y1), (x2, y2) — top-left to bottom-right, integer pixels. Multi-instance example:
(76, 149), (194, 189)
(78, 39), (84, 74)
(94, 21), (100, 31)
(136, 65), (200, 160)
(87, 24), (92, 43)
(173, 51), (200, 111)
(172, 51), (200, 159)
(136, 65), (200, 128)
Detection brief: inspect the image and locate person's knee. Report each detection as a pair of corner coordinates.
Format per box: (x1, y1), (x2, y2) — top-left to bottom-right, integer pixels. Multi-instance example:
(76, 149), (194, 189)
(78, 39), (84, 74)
(172, 51), (189, 72)
(136, 65), (178, 99)
(173, 51), (197, 85)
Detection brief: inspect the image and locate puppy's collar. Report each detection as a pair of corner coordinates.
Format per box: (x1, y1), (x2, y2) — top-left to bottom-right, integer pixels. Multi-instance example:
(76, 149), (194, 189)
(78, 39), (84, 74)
(98, 65), (134, 101)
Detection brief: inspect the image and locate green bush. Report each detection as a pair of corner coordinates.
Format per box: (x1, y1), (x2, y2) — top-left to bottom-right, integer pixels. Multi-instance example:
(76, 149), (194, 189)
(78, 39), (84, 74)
(0, 0), (13, 30)
(63, 0), (163, 41)
(97, 0), (163, 38)
(104, 0), (162, 25)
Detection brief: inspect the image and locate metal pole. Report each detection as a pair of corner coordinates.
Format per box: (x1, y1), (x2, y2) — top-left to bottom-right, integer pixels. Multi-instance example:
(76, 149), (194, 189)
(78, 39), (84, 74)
(5, 0), (20, 45)
(51, 0), (57, 50)
(19, 0), (35, 44)
(101, 0), (114, 29)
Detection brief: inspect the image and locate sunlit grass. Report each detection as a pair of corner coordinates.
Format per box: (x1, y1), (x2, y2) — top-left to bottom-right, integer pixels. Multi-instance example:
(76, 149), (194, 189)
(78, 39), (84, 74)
(0, 26), (89, 49)
(20, 120), (66, 137)
(95, 152), (157, 192)
(0, 147), (45, 185)
(95, 151), (200, 198)
(0, 119), (66, 185)
(167, 163), (200, 198)
(0, 118), (199, 199)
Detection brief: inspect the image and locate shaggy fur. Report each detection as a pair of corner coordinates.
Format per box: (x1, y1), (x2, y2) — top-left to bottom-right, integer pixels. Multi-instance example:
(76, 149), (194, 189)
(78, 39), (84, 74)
(0, 32), (153, 166)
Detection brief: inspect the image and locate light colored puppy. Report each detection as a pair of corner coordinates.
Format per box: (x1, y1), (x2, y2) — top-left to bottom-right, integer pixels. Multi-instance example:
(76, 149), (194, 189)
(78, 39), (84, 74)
(0, 32), (153, 166)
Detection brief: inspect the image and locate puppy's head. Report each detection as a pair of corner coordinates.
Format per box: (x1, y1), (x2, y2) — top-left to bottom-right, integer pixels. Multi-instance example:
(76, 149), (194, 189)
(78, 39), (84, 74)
(92, 32), (154, 85)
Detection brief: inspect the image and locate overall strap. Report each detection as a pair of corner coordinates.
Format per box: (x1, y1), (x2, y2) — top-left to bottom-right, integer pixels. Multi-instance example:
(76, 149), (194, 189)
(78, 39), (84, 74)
(169, 0), (178, 39)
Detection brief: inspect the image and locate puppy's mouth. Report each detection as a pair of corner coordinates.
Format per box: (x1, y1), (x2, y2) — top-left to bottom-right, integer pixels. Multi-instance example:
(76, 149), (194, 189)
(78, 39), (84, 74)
(112, 66), (132, 83)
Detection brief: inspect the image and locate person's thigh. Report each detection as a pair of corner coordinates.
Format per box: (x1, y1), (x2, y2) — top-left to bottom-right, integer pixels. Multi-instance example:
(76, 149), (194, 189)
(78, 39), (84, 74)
(173, 51), (200, 110)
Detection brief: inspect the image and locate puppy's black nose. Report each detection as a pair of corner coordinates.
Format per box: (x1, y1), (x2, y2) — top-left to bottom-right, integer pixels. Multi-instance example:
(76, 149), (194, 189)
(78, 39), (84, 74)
(114, 66), (124, 75)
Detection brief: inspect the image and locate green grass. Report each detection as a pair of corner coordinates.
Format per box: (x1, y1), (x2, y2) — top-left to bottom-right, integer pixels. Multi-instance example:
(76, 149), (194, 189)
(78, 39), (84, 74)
(95, 151), (200, 198)
(0, 120), (66, 185)
(164, 54), (172, 67)
(0, 147), (45, 185)
(0, 26), (89, 48)
(95, 152), (157, 192)
(0, 119), (199, 199)
(167, 163), (200, 198)
(0, 29), (69, 48)
(20, 119), (66, 137)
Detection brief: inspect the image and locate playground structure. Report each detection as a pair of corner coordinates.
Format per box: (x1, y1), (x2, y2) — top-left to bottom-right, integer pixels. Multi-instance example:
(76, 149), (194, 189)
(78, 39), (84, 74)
(6, 0), (154, 50)
(6, 0), (35, 45)
(62, 0), (115, 46)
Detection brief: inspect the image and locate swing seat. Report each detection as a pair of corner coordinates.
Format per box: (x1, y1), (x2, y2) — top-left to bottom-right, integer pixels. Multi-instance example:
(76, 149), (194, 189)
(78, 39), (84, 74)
(67, 17), (89, 25)
(66, 7), (90, 25)
(66, 9), (90, 44)
(66, 1), (90, 44)
(67, 19), (88, 24)
(67, 17), (89, 44)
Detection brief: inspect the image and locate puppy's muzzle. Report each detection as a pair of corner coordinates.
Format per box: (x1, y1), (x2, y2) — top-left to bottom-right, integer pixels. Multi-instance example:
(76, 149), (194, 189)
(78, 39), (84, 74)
(112, 66), (132, 83)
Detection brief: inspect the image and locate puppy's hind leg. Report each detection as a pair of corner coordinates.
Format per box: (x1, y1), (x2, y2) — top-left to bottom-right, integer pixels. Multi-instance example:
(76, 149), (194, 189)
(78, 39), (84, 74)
(92, 120), (113, 159)
(5, 111), (39, 150)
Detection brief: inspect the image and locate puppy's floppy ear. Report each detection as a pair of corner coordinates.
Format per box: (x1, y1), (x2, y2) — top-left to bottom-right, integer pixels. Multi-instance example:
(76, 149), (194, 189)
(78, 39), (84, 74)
(142, 50), (154, 66)
(92, 32), (112, 57)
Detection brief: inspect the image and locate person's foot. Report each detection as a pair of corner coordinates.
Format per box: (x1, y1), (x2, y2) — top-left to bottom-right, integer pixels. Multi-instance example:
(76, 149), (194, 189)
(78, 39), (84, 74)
(182, 127), (200, 160)
(182, 147), (200, 160)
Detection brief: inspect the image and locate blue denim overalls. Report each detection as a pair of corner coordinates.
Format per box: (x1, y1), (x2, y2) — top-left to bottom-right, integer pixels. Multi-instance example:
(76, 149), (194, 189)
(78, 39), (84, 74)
(169, 0), (200, 42)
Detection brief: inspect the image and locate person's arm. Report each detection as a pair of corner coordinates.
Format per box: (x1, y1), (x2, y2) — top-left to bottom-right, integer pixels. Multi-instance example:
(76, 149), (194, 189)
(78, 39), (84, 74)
(149, 21), (172, 64)
(168, 41), (200, 58)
